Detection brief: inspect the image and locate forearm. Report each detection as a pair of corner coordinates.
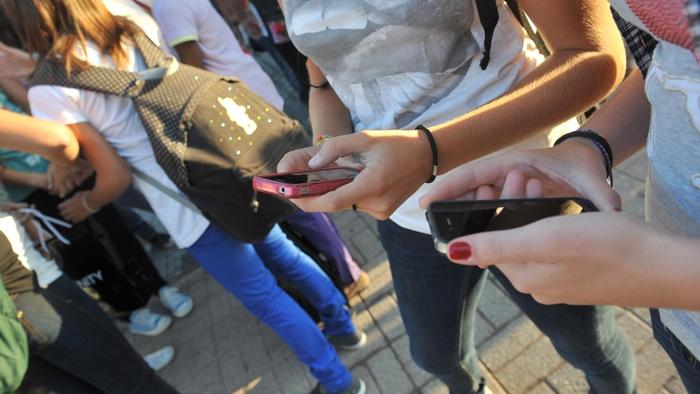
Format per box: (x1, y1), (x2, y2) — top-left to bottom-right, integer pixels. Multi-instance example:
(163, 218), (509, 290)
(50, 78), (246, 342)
(85, 171), (131, 209)
(580, 68), (650, 165)
(0, 78), (30, 113)
(0, 111), (79, 164)
(0, 168), (47, 190)
(618, 230), (700, 310)
(306, 60), (353, 140)
(433, 50), (624, 173)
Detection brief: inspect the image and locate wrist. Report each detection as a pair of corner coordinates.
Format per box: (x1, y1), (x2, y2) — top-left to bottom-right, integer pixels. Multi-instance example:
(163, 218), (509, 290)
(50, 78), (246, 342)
(81, 192), (100, 214)
(555, 132), (612, 184)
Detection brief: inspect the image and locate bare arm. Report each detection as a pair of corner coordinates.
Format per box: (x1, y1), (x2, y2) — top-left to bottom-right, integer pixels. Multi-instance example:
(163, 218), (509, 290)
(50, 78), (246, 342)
(306, 59), (354, 139)
(0, 78), (30, 113)
(0, 167), (49, 190)
(173, 41), (206, 70)
(0, 110), (79, 165)
(432, 0), (626, 173)
(575, 68), (650, 165)
(58, 122), (131, 222)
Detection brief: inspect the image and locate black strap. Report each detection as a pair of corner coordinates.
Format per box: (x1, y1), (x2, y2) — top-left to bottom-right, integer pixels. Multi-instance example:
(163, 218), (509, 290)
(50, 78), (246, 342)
(416, 125), (439, 183)
(475, 0), (500, 70)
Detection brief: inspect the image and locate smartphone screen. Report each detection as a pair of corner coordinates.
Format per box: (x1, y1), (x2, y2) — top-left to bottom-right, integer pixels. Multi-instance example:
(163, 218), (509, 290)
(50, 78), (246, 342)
(426, 198), (597, 253)
(264, 168), (359, 184)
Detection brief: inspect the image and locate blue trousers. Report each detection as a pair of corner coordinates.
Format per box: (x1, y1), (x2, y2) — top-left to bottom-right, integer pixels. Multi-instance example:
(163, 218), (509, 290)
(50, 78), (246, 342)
(652, 309), (700, 394)
(378, 219), (635, 394)
(188, 224), (354, 392)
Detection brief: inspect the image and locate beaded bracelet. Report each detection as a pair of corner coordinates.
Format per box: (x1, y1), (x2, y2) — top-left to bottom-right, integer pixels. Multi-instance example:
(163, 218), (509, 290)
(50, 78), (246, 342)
(554, 129), (614, 186)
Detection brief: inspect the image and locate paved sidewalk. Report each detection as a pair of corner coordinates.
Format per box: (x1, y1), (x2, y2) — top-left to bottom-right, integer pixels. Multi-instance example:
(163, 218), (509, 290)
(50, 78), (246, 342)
(126, 151), (686, 394)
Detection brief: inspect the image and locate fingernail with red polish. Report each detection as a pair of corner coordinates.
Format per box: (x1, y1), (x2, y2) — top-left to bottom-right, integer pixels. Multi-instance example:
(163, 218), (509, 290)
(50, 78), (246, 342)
(448, 242), (472, 262)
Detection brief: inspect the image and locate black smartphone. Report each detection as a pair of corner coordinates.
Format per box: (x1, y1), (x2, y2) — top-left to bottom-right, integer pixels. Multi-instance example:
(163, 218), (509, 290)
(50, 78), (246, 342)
(425, 197), (598, 254)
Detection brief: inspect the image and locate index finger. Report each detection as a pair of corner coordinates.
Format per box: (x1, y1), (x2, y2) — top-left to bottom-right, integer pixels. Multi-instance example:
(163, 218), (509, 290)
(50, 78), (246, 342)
(277, 145), (319, 173)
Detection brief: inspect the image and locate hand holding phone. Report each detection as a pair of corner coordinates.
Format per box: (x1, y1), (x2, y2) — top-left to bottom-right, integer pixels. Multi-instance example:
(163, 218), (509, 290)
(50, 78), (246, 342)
(426, 198), (597, 253)
(253, 167), (359, 199)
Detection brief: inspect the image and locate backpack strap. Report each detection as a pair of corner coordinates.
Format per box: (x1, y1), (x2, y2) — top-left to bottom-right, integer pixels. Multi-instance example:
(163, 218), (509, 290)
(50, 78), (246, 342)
(505, 0), (550, 57)
(29, 31), (173, 95)
(30, 57), (140, 96)
(131, 167), (202, 214)
(475, 0), (500, 70)
(131, 32), (170, 69)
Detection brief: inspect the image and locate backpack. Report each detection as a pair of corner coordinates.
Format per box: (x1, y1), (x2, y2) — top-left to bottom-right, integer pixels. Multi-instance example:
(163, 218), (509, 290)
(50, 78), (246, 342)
(0, 276), (27, 393)
(30, 32), (310, 243)
(0, 233), (28, 393)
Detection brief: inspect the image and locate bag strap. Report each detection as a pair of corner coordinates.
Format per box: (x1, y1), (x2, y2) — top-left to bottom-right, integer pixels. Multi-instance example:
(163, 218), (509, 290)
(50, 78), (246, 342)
(131, 32), (170, 69)
(29, 32), (173, 96)
(505, 0), (550, 57)
(474, 0), (550, 70)
(131, 167), (202, 214)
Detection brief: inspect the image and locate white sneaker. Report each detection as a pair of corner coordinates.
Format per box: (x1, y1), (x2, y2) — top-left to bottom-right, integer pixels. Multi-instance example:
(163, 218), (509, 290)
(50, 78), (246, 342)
(159, 286), (194, 318)
(128, 309), (172, 336)
(144, 346), (175, 371)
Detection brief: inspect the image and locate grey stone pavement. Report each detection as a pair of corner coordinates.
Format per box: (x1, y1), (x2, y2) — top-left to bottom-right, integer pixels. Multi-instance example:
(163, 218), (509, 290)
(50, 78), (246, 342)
(123, 151), (687, 394)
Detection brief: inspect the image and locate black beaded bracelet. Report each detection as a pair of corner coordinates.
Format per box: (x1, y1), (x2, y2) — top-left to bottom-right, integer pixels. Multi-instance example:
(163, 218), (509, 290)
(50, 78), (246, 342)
(416, 125), (439, 183)
(554, 129), (614, 187)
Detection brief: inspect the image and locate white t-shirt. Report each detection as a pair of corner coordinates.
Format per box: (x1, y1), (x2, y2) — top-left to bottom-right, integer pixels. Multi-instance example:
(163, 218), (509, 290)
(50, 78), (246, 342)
(0, 213), (62, 288)
(103, 0), (169, 51)
(152, 0), (284, 110)
(285, 0), (575, 234)
(28, 42), (210, 248)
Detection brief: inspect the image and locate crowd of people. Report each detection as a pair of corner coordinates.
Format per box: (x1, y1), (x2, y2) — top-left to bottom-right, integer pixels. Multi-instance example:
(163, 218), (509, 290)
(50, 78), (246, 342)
(0, 0), (697, 394)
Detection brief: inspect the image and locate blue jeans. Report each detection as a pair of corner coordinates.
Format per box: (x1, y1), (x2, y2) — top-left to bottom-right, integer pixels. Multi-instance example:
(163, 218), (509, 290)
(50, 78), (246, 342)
(378, 219), (635, 394)
(187, 224), (354, 392)
(14, 275), (176, 394)
(652, 309), (700, 394)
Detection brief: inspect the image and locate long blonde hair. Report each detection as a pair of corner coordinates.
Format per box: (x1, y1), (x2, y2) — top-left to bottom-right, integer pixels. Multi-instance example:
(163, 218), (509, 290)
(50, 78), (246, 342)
(0, 0), (139, 72)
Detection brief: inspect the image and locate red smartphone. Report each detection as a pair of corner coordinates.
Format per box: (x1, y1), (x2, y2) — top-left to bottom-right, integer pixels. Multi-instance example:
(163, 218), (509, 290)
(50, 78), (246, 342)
(253, 167), (360, 199)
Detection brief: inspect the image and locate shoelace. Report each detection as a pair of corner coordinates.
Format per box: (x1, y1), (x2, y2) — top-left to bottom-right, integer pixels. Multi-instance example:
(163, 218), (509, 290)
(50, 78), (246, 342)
(18, 208), (72, 253)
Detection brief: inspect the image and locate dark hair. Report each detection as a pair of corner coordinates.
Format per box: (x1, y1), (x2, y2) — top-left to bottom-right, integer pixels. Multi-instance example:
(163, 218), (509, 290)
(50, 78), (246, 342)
(0, 10), (20, 48)
(0, 0), (139, 72)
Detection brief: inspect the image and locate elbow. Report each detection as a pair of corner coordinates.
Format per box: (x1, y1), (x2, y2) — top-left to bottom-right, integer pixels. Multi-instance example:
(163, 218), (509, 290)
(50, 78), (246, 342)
(594, 34), (628, 98)
(106, 166), (132, 194)
(49, 127), (80, 163)
(598, 49), (627, 96)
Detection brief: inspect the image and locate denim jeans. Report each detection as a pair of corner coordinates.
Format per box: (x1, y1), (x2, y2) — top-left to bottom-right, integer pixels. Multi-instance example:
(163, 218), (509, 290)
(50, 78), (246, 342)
(378, 219), (635, 394)
(187, 224), (354, 392)
(14, 275), (176, 394)
(652, 309), (700, 394)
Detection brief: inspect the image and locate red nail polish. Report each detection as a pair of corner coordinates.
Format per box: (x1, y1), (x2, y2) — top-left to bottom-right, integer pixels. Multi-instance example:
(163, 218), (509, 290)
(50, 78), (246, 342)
(448, 242), (472, 261)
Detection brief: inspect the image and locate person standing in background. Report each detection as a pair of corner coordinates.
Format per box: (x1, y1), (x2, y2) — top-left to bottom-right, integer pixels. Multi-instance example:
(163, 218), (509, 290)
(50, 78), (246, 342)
(152, 0), (370, 298)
